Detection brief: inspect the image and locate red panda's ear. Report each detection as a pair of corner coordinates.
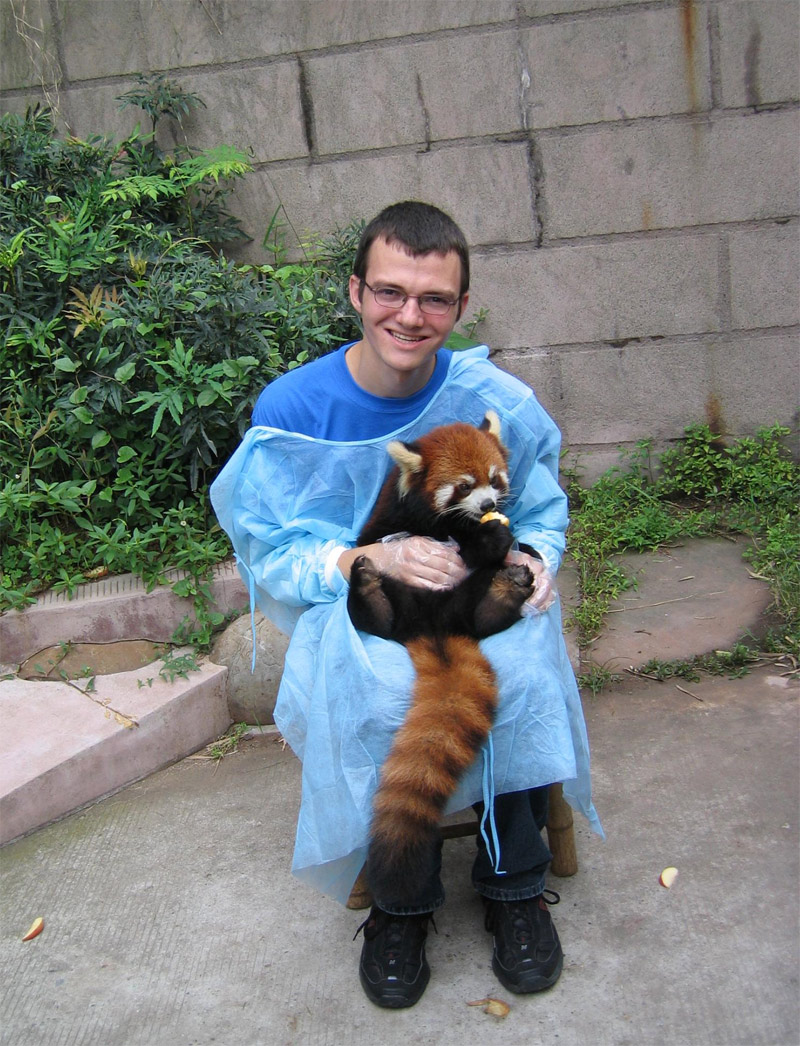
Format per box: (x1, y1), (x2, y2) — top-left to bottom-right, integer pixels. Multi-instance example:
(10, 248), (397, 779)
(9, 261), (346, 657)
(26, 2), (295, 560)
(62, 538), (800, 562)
(480, 410), (502, 439)
(387, 440), (424, 495)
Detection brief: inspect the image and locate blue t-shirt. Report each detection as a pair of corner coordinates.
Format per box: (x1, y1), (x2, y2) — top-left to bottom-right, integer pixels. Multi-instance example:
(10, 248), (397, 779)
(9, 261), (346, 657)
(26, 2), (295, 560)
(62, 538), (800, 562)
(251, 343), (453, 440)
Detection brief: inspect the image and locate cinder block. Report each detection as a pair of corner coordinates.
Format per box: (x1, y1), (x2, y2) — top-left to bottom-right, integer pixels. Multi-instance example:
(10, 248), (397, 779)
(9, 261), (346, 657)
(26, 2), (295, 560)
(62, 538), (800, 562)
(0, 93), (45, 119)
(555, 340), (712, 445)
(710, 333), (800, 435)
(58, 0), (151, 80)
(58, 0), (515, 81)
(729, 222), (800, 331)
(469, 235), (720, 348)
(62, 63), (305, 165)
(0, 0), (59, 91)
(718, 0), (800, 108)
(56, 80), (158, 142)
(559, 444), (634, 488)
(492, 349), (563, 420)
(522, 0), (649, 13)
(539, 110), (799, 239)
(227, 141), (535, 261)
(308, 28), (521, 155)
(158, 64), (307, 163)
(522, 5), (710, 129)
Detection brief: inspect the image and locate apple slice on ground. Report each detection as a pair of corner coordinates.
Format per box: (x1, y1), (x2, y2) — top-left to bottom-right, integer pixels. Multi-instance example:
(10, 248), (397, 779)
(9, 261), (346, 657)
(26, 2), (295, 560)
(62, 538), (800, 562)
(659, 866), (679, 889)
(22, 916), (44, 941)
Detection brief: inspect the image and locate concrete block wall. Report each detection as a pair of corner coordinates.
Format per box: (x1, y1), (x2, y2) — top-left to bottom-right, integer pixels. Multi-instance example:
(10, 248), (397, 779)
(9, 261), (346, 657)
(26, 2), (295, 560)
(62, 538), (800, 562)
(2, 0), (798, 476)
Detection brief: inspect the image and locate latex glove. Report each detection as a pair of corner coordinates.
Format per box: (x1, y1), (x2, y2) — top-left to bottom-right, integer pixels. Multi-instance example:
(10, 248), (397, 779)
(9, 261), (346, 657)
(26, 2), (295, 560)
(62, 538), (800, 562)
(505, 548), (557, 613)
(369, 534), (470, 591)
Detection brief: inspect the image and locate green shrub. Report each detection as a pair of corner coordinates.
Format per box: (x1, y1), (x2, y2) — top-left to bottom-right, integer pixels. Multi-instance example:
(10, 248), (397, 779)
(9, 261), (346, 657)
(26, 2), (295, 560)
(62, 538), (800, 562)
(566, 425), (799, 656)
(0, 102), (361, 612)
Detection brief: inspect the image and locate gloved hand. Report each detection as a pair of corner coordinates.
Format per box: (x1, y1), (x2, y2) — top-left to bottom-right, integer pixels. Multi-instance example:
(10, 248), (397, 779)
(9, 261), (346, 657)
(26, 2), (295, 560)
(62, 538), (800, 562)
(368, 534), (469, 591)
(505, 548), (557, 613)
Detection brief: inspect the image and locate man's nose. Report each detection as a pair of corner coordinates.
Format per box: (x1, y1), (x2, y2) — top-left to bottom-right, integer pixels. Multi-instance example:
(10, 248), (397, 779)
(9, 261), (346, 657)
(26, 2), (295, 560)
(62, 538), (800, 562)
(396, 296), (425, 324)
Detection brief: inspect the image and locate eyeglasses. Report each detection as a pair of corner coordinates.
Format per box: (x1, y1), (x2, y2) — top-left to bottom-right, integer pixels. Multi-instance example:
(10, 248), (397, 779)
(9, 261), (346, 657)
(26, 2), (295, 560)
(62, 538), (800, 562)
(362, 280), (459, 317)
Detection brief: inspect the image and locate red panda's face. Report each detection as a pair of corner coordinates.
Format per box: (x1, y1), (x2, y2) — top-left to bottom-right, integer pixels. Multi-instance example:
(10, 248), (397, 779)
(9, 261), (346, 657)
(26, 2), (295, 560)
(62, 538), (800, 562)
(388, 413), (510, 522)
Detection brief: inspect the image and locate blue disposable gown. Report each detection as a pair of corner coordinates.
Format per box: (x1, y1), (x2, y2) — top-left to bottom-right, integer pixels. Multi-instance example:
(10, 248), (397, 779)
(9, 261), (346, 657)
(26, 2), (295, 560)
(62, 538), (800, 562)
(211, 347), (603, 904)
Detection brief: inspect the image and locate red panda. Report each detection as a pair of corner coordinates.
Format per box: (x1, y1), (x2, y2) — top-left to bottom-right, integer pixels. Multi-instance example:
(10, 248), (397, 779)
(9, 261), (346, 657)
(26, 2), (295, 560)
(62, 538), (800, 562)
(347, 411), (536, 905)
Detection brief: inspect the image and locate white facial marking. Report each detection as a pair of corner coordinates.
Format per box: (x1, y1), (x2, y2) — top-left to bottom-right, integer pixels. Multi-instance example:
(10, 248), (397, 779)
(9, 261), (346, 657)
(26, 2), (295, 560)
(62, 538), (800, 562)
(434, 483), (455, 510)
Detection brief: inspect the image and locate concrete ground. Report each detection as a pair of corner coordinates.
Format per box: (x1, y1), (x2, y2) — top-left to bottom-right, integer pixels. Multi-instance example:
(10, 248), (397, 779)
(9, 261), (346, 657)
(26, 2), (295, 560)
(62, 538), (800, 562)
(1, 541), (799, 1046)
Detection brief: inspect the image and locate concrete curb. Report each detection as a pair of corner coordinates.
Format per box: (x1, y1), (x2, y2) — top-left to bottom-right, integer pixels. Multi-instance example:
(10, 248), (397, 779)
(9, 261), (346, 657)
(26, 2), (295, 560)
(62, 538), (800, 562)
(0, 560), (249, 666)
(0, 561), (248, 846)
(0, 653), (231, 846)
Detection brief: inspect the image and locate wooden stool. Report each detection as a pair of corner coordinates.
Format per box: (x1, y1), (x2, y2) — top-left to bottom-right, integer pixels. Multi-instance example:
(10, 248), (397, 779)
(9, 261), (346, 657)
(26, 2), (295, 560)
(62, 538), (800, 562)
(346, 782), (577, 909)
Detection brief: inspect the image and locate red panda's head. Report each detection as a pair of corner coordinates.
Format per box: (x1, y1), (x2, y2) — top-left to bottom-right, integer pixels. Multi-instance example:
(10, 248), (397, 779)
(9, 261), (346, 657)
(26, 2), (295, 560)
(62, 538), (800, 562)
(387, 411), (510, 521)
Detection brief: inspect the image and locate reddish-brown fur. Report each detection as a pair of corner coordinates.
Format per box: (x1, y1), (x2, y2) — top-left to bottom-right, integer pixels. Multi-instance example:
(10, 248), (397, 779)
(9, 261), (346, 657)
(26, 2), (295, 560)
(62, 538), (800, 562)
(368, 636), (498, 900)
(357, 416), (526, 904)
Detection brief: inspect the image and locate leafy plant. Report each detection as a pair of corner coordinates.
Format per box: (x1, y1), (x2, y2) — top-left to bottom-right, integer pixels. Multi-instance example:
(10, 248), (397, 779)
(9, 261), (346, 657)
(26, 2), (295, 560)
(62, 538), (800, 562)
(117, 73), (207, 135)
(0, 102), (361, 617)
(565, 425), (799, 668)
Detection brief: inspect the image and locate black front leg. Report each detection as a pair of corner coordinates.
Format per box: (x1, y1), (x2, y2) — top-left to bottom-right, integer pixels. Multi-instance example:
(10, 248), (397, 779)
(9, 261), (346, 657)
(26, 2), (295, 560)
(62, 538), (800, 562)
(347, 556), (396, 639)
(459, 519), (515, 570)
(470, 564), (535, 637)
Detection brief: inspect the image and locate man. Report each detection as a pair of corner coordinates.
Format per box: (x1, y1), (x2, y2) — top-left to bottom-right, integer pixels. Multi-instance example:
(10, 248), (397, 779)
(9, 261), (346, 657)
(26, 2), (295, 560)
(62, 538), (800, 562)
(211, 201), (601, 1009)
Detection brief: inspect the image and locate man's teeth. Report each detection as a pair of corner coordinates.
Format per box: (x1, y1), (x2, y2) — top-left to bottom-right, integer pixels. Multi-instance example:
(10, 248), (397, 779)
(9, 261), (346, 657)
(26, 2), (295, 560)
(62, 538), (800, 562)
(392, 332), (424, 343)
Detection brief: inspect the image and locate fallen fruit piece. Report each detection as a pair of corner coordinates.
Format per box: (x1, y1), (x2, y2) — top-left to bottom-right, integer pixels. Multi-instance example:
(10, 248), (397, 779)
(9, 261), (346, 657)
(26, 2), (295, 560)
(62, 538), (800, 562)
(22, 917), (44, 941)
(480, 511), (509, 526)
(467, 997), (511, 1017)
(659, 866), (679, 889)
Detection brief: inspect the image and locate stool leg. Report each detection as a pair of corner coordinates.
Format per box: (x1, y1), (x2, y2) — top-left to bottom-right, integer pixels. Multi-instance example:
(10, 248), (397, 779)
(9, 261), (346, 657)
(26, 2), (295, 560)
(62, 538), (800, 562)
(546, 782), (578, 877)
(346, 864), (374, 910)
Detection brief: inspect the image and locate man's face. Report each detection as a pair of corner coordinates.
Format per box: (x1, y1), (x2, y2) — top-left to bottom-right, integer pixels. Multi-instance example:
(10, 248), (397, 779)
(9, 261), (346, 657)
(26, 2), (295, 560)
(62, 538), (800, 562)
(348, 237), (467, 388)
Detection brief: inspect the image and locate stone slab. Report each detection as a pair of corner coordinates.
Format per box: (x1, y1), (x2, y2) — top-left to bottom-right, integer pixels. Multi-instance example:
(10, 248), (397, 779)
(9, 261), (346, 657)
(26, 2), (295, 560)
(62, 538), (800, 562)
(57, 0), (517, 81)
(0, 560), (248, 667)
(228, 139), (535, 262)
(0, 655), (231, 846)
(540, 110), (799, 239)
(522, 4), (710, 129)
(0, 0), (59, 92)
(308, 27), (521, 155)
(583, 536), (775, 671)
(708, 331), (800, 437)
(469, 234), (720, 348)
(718, 0), (800, 108)
(556, 339), (713, 446)
(728, 220), (800, 331)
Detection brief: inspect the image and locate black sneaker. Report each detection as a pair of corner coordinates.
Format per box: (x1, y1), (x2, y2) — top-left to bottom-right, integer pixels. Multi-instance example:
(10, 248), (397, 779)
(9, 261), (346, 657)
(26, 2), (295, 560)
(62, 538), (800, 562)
(355, 906), (434, 1008)
(483, 891), (563, 994)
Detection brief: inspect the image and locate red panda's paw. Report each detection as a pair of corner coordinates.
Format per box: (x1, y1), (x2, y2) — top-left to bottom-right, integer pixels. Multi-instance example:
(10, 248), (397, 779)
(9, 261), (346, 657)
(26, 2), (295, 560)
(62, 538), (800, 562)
(472, 564), (534, 636)
(348, 556), (397, 638)
(502, 563), (535, 594)
(471, 518), (514, 566)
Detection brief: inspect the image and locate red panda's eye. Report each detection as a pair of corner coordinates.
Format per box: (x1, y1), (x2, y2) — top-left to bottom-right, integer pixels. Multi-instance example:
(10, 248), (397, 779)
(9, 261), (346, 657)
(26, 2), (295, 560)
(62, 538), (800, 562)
(457, 481), (473, 494)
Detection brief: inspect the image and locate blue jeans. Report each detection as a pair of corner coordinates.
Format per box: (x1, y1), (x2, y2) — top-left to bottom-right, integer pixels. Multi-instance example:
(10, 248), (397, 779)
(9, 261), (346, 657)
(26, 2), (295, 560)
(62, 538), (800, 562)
(373, 786), (553, 916)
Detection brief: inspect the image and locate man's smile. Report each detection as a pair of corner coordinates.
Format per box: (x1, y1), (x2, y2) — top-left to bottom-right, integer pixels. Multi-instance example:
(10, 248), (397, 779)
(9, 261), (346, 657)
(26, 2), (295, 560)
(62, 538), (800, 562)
(388, 330), (427, 344)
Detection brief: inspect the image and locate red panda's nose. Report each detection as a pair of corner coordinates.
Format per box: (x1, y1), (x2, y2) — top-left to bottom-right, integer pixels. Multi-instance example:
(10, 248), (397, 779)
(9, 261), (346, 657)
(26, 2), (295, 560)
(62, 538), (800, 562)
(479, 497), (496, 513)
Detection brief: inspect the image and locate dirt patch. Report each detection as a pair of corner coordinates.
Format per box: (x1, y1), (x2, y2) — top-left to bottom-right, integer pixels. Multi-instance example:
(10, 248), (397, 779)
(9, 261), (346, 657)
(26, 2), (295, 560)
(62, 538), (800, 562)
(19, 640), (168, 679)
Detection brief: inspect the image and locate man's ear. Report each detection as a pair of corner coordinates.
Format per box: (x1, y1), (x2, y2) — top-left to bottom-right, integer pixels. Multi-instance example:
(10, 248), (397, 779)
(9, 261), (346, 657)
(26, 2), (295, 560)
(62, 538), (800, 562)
(454, 290), (469, 323)
(348, 274), (364, 315)
(387, 440), (423, 496)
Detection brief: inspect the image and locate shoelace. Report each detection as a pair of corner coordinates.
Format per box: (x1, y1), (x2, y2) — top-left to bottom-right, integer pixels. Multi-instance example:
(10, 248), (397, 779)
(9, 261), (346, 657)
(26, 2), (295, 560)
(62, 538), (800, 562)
(484, 889), (560, 937)
(354, 909), (437, 952)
